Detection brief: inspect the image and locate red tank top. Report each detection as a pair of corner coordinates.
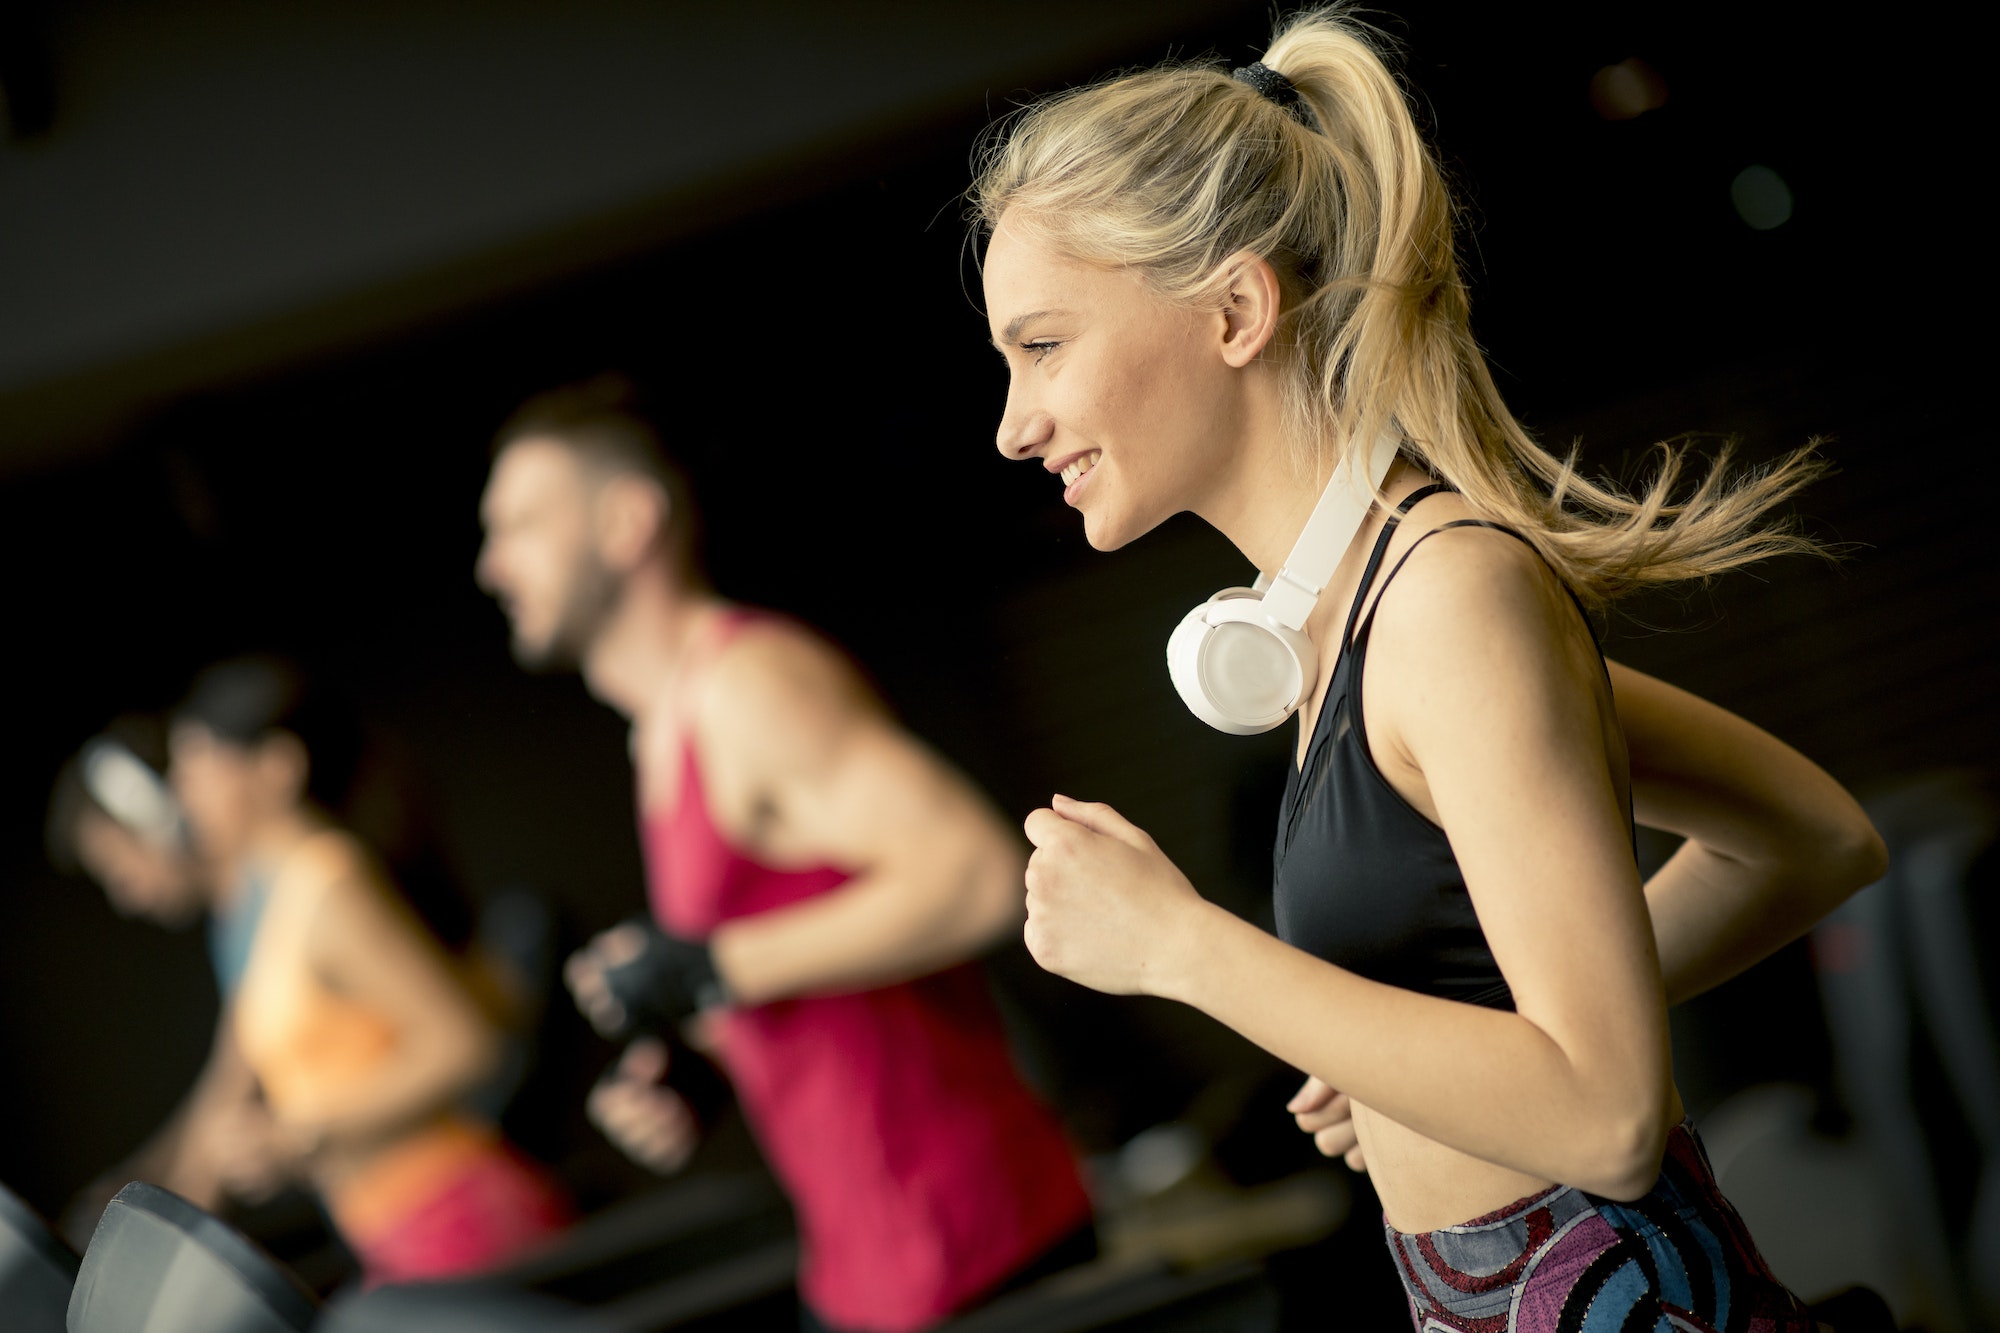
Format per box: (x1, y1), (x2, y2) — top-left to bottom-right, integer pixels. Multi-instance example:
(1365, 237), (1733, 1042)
(642, 614), (1090, 1331)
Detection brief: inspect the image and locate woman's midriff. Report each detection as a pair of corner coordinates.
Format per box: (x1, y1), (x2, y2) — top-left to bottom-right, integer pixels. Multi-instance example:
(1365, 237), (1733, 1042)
(310, 1112), (496, 1240)
(1354, 1084), (1687, 1233)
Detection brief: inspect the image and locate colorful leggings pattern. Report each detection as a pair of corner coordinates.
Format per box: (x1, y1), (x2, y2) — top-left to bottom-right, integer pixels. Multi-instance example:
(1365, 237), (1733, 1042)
(1386, 1121), (1816, 1333)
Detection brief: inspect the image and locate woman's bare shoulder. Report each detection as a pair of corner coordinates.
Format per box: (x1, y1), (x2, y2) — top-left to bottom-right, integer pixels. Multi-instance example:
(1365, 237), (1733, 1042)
(281, 829), (411, 943)
(283, 827), (376, 891)
(1367, 518), (1588, 663)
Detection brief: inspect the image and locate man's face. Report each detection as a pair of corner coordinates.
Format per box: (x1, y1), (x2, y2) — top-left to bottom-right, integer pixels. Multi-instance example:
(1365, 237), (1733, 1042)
(476, 439), (621, 671)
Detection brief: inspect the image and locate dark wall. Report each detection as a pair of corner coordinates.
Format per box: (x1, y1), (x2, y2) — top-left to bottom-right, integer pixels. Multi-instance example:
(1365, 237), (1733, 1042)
(1, 1), (1987, 1220)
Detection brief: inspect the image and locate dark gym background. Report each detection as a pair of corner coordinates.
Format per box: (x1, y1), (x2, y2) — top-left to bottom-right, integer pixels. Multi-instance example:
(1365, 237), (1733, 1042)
(0, 0), (1989, 1321)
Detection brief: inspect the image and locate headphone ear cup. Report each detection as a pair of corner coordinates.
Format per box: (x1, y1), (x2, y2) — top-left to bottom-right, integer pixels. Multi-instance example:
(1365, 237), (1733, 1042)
(1167, 603), (1224, 728)
(1167, 594), (1315, 735)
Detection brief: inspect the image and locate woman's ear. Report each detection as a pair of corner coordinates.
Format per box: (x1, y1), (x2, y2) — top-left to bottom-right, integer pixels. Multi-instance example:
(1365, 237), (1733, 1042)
(258, 732), (311, 808)
(1216, 251), (1284, 368)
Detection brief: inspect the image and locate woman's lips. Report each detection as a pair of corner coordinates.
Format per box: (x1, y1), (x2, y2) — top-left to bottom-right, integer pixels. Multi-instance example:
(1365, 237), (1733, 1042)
(1059, 450), (1100, 486)
(1060, 450), (1101, 504)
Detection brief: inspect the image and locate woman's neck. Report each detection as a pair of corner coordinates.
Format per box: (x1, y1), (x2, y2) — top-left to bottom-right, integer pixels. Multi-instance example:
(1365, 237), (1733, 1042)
(1207, 450), (1434, 655)
(212, 807), (324, 911)
(1188, 380), (1312, 576)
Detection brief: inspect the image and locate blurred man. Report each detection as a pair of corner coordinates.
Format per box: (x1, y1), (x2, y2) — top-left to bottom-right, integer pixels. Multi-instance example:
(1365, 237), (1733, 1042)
(475, 379), (1091, 1333)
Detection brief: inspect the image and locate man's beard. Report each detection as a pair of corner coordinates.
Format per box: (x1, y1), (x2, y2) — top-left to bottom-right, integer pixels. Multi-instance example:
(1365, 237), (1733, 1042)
(513, 556), (622, 673)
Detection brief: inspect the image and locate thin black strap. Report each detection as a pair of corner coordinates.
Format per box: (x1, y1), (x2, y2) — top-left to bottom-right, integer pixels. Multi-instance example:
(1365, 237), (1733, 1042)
(1356, 519), (1497, 641)
(1424, 519), (1592, 628)
(1395, 483), (1455, 516)
(1354, 518), (1585, 644)
(1443, 520), (1597, 636)
(1337, 483), (1454, 647)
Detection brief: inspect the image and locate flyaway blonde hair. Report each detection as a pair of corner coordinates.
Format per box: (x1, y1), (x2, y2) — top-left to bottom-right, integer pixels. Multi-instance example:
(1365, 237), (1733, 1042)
(971, 6), (1824, 607)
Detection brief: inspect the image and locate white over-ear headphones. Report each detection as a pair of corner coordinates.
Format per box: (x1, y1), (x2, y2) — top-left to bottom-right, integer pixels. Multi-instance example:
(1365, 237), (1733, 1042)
(1167, 430), (1402, 734)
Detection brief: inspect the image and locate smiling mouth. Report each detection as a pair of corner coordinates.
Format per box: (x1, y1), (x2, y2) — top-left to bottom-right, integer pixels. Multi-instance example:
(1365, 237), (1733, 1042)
(1060, 451), (1101, 486)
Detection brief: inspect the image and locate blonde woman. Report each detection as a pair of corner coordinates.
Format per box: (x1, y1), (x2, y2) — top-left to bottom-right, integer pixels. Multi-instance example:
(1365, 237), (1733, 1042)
(975, 8), (1886, 1330)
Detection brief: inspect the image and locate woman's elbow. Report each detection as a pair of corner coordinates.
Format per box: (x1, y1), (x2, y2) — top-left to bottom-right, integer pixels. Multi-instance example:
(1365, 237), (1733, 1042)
(438, 1014), (504, 1100)
(1842, 820), (1890, 895)
(1802, 810), (1888, 910)
(1578, 1104), (1671, 1200)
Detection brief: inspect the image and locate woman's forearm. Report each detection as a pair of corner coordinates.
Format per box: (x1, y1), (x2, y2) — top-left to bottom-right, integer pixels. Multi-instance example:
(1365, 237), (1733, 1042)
(125, 1105), (220, 1204)
(288, 1023), (500, 1146)
(131, 1014), (256, 1202)
(1647, 829), (1884, 1006)
(1613, 659), (1887, 1005)
(1161, 900), (1672, 1198)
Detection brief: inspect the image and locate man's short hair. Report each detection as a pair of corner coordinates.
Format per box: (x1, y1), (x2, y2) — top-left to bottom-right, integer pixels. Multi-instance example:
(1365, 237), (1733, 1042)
(493, 375), (702, 571)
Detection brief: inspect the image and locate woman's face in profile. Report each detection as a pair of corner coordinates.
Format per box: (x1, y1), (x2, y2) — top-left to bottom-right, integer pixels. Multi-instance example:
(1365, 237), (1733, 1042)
(75, 808), (202, 926)
(984, 214), (1248, 552)
(169, 722), (293, 868)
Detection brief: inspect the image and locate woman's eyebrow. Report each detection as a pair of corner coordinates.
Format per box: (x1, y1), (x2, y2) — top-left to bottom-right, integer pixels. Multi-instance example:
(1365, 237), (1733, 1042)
(994, 309), (1072, 347)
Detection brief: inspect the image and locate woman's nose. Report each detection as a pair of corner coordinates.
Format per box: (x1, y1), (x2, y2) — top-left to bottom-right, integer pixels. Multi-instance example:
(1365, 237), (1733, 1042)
(995, 388), (1054, 462)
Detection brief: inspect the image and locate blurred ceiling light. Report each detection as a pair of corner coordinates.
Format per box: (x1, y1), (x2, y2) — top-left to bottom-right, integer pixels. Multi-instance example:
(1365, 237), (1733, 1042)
(1731, 164), (1794, 230)
(1589, 57), (1669, 120)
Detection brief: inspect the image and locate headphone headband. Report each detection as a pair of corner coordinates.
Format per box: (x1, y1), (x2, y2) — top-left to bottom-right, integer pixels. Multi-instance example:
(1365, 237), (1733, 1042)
(80, 739), (184, 846)
(1258, 430), (1402, 629)
(1166, 429), (1402, 734)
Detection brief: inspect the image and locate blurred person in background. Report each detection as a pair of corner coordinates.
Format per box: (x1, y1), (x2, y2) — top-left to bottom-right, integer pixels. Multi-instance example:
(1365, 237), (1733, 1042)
(47, 715), (202, 935)
(49, 659), (572, 1287)
(45, 715), (233, 1239)
(977, 9), (1888, 1332)
(476, 378), (1092, 1333)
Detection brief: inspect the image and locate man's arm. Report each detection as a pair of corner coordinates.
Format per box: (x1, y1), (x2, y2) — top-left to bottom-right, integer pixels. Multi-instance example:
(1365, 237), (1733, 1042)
(697, 624), (1026, 1005)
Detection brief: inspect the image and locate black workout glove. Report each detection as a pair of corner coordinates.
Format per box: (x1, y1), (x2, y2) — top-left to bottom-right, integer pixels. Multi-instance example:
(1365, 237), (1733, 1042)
(597, 918), (730, 1039)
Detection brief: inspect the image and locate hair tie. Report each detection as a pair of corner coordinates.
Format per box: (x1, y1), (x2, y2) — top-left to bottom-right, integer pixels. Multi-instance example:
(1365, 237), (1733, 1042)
(1232, 62), (1314, 127)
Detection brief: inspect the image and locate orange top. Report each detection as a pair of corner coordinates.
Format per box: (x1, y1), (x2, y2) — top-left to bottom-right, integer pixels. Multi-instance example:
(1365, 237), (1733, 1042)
(234, 832), (399, 1124)
(231, 831), (493, 1238)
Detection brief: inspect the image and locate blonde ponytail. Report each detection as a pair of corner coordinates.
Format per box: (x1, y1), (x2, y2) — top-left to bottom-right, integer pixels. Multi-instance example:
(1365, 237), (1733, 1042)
(971, 6), (1825, 607)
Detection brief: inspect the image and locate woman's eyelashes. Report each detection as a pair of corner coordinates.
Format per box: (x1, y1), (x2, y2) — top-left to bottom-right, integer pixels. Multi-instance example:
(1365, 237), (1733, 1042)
(1023, 339), (1063, 364)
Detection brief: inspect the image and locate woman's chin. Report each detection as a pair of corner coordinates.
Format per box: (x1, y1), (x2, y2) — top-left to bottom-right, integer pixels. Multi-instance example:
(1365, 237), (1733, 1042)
(1082, 513), (1130, 552)
(1080, 502), (1161, 553)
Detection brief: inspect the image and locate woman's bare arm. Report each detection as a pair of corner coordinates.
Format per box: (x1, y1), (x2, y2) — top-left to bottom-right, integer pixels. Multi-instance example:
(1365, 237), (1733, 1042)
(96, 1008), (260, 1210)
(1027, 531), (1674, 1199)
(1289, 657), (1887, 1176)
(289, 842), (501, 1144)
(1610, 661), (1887, 1006)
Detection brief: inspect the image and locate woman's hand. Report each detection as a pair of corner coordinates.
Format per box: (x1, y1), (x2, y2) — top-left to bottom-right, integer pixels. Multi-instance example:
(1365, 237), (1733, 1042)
(207, 1098), (310, 1202)
(1021, 795), (1208, 997)
(1288, 1075), (1367, 1172)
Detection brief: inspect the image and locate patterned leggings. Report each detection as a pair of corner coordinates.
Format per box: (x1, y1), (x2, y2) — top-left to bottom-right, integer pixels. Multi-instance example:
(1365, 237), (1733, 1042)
(1386, 1120), (1817, 1332)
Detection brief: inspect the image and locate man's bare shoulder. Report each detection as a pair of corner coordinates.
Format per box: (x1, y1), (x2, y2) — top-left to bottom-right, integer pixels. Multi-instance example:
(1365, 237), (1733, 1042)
(697, 615), (884, 765)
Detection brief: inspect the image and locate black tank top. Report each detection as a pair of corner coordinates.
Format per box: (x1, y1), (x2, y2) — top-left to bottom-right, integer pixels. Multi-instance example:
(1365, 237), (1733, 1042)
(1272, 485), (1614, 1012)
